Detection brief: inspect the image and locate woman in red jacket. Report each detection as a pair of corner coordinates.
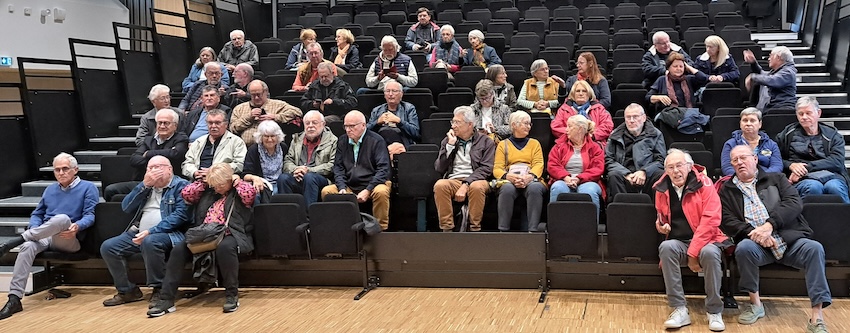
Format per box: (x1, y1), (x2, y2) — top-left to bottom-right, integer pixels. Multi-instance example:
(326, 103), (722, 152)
(547, 115), (605, 217)
(551, 80), (613, 146)
(652, 148), (729, 331)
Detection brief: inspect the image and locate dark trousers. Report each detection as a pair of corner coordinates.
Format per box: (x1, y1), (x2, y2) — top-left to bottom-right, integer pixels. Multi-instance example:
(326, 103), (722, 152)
(277, 172), (329, 207)
(103, 181), (140, 202)
(606, 171), (662, 202)
(160, 235), (241, 301)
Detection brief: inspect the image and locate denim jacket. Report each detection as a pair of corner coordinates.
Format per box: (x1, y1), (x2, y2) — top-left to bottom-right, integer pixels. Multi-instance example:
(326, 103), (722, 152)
(122, 176), (192, 246)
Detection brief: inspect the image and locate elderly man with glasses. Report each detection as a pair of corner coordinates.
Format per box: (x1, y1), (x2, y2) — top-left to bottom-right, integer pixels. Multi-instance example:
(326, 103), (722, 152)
(178, 62), (229, 111)
(278, 111), (338, 206)
(136, 84), (183, 146)
(367, 81), (420, 159)
(230, 79), (302, 146)
(605, 103), (667, 202)
(182, 108), (247, 181)
(0, 153), (99, 320)
(218, 29), (259, 72)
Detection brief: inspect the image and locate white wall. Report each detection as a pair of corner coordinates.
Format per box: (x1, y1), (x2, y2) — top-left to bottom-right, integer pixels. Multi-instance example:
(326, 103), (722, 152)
(0, 0), (129, 69)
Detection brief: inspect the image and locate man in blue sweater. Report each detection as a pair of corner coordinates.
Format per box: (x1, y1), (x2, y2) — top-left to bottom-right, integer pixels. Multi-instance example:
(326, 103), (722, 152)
(0, 153), (99, 320)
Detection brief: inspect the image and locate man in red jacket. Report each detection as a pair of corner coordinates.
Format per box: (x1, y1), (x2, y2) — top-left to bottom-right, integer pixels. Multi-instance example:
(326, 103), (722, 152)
(653, 148), (729, 332)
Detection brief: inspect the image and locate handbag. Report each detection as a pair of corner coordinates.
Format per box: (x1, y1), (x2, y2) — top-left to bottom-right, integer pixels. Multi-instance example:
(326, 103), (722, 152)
(186, 200), (235, 254)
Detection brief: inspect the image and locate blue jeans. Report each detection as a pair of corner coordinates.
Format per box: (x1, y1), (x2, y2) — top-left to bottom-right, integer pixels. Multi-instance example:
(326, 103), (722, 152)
(100, 231), (173, 293)
(549, 181), (602, 218)
(794, 178), (850, 203)
(735, 238), (832, 308)
(277, 172), (329, 207)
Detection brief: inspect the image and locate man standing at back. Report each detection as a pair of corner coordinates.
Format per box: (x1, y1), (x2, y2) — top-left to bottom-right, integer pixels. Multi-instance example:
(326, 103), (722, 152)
(0, 153), (99, 320)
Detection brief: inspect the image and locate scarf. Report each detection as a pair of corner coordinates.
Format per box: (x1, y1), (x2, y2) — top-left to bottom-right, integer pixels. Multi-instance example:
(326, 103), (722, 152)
(472, 43), (487, 68)
(509, 136), (529, 150)
(440, 40), (454, 50)
(334, 44), (349, 65)
(665, 73), (693, 108)
(576, 72), (587, 82)
(259, 144), (283, 184)
(571, 101), (591, 118)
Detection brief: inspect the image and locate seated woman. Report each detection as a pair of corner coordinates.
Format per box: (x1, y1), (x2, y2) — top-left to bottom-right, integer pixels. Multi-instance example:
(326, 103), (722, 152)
(647, 53), (708, 111)
(428, 24), (463, 73)
(329, 28), (362, 73)
(551, 80), (613, 145)
(461, 30), (501, 69)
(179, 163), (255, 313)
(284, 28), (317, 71)
(720, 107), (782, 176)
(181, 47), (230, 93)
(493, 111), (547, 232)
(485, 64), (517, 110)
(242, 121), (288, 196)
(547, 115), (605, 217)
(564, 52), (611, 109)
(517, 59), (565, 117)
(471, 79), (512, 141)
(693, 35), (740, 86)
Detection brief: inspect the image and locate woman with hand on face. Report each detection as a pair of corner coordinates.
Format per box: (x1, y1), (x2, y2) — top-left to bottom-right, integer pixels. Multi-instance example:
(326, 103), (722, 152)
(517, 59), (566, 117)
(493, 111), (547, 232)
(693, 35), (740, 86)
(564, 52), (611, 109)
(647, 52), (708, 111)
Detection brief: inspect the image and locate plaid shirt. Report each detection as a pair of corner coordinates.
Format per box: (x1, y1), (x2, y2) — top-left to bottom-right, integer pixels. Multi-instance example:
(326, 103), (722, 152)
(733, 175), (787, 259)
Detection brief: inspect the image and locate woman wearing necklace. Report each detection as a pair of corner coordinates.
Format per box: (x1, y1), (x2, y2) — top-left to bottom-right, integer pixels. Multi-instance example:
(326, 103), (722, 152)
(719, 107), (782, 176)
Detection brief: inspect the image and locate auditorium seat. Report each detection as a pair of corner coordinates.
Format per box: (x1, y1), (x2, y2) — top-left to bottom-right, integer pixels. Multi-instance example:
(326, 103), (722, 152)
(803, 202), (850, 264)
(544, 195), (600, 261)
(606, 193), (660, 263)
(252, 203), (309, 258)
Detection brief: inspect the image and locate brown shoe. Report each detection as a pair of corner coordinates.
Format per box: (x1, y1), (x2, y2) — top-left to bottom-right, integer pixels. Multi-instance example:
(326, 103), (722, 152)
(103, 286), (143, 306)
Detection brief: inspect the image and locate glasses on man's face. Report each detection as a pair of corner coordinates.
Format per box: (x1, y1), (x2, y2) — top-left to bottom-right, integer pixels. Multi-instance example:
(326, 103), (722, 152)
(155, 95), (170, 101)
(731, 154), (755, 164)
(207, 120), (224, 126)
(450, 120), (467, 126)
(385, 89), (402, 94)
(207, 71), (222, 77)
(54, 166), (74, 174)
(343, 123), (363, 130)
(156, 121), (174, 127)
(625, 114), (643, 121)
(665, 162), (689, 171)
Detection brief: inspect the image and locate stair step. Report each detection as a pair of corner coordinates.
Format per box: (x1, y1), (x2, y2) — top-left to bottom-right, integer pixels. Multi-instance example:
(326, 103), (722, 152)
(118, 125), (139, 130)
(794, 62), (827, 73)
(132, 114), (143, 119)
(796, 81), (843, 93)
(799, 93), (847, 104)
(821, 104), (850, 117)
(762, 45), (810, 52)
(88, 137), (136, 149)
(21, 180), (102, 197)
(797, 73), (832, 83)
(751, 32), (798, 40)
(792, 54), (816, 64)
(38, 163), (100, 173)
(73, 150), (117, 164)
(0, 196), (105, 209)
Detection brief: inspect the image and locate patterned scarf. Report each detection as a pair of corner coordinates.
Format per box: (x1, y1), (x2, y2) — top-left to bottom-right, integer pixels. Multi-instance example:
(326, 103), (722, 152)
(732, 175), (787, 260)
(571, 101), (590, 118)
(665, 73), (693, 108)
(334, 44), (349, 65)
(472, 43), (487, 68)
(259, 144), (283, 184)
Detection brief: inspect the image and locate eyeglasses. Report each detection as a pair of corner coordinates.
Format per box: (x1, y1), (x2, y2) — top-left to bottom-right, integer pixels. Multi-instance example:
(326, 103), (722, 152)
(450, 120), (468, 126)
(664, 162), (689, 171)
(156, 121), (174, 127)
(154, 95), (170, 101)
(731, 154), (755, 164)
(207, 71), (222, 76)
(625, 115), (643, 120)
(53, 166), (74, 174)
(385, 89), (402, 93)
(513, 121), (531, 127)
(343, 123), (363, 129)
(206, 120), (224, 126)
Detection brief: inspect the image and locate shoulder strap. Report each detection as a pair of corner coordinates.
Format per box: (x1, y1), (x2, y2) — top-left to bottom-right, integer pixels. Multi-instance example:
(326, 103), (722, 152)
(224, 197), (236, 227)
(503, 139), (509, 173)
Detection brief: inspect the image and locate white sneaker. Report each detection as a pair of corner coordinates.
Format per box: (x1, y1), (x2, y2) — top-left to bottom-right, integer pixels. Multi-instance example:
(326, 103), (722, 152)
(663, 306), (691, 329)
(708, 312), (726, 332)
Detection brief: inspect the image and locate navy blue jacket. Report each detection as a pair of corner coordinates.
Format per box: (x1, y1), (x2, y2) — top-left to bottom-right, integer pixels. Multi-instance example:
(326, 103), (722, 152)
(693, 53), (740, 84)
(332, 130), (391, 192)
(750, 62), (797, 111)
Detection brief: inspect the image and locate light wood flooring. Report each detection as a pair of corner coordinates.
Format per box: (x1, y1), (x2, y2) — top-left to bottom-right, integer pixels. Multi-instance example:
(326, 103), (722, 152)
(1, 287), (847, 332)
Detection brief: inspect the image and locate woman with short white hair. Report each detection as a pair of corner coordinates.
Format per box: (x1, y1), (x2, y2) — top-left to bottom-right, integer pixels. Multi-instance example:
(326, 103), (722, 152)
(462, 30), (501, 69)
(517, 59), (565, 116)
(428, 24), (462, 73)
(242, 120), (287, 195)
(493, 111), (547, 232)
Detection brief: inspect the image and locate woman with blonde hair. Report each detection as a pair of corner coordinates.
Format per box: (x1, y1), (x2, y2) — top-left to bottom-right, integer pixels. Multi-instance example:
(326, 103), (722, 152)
(564, 52), (611, 108)
(181, 47), (230, 92)
(551, 80), (613, 146)
(694, 35), (740, 84)
(494, 111), (547, 231)
(547, 115), (605, 218)
(284, 28), (317, 70)
(329, 28), (362, 72)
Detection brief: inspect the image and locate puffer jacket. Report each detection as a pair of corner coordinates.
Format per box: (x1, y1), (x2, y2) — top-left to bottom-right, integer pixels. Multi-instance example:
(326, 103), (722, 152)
(605, 121), (667, 179)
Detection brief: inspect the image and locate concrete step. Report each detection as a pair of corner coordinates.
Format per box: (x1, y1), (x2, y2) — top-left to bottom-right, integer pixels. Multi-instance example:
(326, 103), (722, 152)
(796, 81), (843, 93)
(0, 196), (104, 210)
(88, 137), (135, 150)
(792, 54), (816, 64)
(73, 150), (117, 164)
(794, 62), (827, 73)
(21, 180), (102, 197)
(761, 45), (810, 52)
(132, 113), (143, 119)
(38, 163), (100, 173)
(796, 73), (832, 83)
(751, 32), (798, 41)
(118, 125), (138, 137)
(0, 217), (29, 236)
(798, 93), (847, 104)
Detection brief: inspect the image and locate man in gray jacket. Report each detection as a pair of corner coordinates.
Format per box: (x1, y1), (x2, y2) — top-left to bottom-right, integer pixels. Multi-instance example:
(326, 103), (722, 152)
(605, 103), (667, 202)
(218, 29), (259, 71)
(278, 110), (338, 206)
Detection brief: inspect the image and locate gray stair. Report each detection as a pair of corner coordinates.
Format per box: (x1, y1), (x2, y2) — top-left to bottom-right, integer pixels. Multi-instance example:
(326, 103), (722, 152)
(798, 93), (847, 104)
(797, 73), (832, 83)
(796, 81), (843, 93)
(0, 196), (44, 209)
(118, 124), (139, 136)
(22, 180), (102, 197)
(38, 164), (100, 173)
(0, 217), (29, 236)
(795, 62), (827, 73)
(88, 137), (135, 149)
(792, 54), (816, 64)
(73, 150), (117, 164)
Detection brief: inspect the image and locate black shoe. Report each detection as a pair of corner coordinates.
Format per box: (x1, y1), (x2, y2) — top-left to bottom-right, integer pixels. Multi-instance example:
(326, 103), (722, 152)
(103, 286), (144, 306)
(223, 295), (239, 313)
(0, 236), (25, 256)
(148, 288), (161, 309)
(146, 299), (175, 318)
(0, 295), (23, 320)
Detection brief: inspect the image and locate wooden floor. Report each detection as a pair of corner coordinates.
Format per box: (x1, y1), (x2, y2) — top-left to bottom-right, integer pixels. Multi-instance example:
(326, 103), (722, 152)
(1, 287), (847, 332)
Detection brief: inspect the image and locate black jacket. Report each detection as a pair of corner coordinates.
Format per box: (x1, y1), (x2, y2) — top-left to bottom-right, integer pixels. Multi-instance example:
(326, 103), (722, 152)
(242, 143), (288, 179)
(130, 133), (190, 180)
(718, 168), (812, 246)
(189, 187), (254, 253)
(332, 130), (390, 192)
(299, 77), (358, 118)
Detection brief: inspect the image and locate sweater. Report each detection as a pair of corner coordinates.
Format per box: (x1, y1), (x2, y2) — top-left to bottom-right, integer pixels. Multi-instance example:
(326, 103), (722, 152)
(30, 179), (99, 231)
(493, 138), (544, 180)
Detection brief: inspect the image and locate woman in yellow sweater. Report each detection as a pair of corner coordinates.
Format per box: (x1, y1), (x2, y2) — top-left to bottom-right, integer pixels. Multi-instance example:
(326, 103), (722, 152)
(493, 111), (547, 231)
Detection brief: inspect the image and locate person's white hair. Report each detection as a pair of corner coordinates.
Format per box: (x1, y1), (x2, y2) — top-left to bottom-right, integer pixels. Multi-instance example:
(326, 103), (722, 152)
(252, 120), (284, 145)
(235, 63), (254, 77)
(665, 148), (694, 165)
(796, 96), (820, 112)
(530, 59), (548, 74)
(380, 35), (400, 52)
(453, 106), (477, 124)
(203, 61), (220, 72)
(440, 24), (455, 36)
(625, 103), (645, 115)
(468, 29), (485, 42)
(53, 152), (78, 168)
(147, 84), (170, 101)
(652, 30), (670, 44)
(229, 29), (245, 40)
(156, 108), (179, 124)
(509, 110), (530, 125)
(303, 110), (325, 124)
(771, 46), (794, 64)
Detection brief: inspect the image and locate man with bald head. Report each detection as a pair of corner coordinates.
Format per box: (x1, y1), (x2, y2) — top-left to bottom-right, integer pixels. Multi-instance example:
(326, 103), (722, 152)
(292, 42), (338, 92)
(100, 156), (190, 308)
(321, 110), (392, 230)
(300, 62), (357, 122)
(279, 110), (338, 206)
(230, 79), (302, 146)
(223, 63), (254, 109)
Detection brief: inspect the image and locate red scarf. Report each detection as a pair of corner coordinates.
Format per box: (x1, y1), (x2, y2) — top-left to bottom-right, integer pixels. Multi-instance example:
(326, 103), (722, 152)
(665, 73), (692, 108)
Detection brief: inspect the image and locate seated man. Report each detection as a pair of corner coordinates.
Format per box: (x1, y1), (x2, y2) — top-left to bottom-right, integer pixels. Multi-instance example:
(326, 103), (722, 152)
(182, 109), (247, 180)
(720, 145), (832, 333)
(744, 46), (797, 113)
(300, 62), (357, 122)
(321, 111), (392, 230)
(222, 63), (254, 109)
(605, 103), (666, 202)
(218, 29), (259, 72)
(230, 80), (302, 146)
(0, 153), (99, 320)
(104, 108), (189, 201)
(434, 106), (495, 232)
(279, 110), (338, 206)
(183, 85), (233, 142)
(367, 81), (420, 159)
(642, 31), (691, 88)
(776, 96), (849, 203)
(136, 84), (183, 146)
(364, 35), (419, 92)
(100, 156), (190, 308)
(178, 62), (228, 111)
(653, 149), (728, 331)
(291, 42), (338, 92)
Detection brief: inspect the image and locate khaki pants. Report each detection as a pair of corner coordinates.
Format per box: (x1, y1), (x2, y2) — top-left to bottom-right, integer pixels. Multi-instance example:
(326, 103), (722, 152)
(433, 179), (489, 231)
(321, 181), (392, 230)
